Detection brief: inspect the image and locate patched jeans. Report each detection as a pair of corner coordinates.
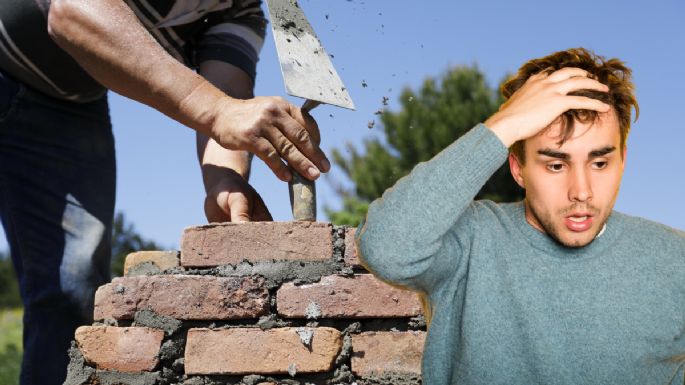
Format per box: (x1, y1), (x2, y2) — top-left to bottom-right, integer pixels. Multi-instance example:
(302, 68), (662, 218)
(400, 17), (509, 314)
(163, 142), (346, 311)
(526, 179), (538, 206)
(0, 70), (115, 385)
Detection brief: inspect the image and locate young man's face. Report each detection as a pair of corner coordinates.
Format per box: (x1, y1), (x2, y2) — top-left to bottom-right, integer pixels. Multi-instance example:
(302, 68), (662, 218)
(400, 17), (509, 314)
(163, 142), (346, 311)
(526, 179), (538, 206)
(509, 110), (626, 247)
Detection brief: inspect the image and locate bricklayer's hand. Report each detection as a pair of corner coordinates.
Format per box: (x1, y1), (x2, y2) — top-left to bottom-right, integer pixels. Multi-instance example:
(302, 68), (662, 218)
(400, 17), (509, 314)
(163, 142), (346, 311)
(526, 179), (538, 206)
(204, 170), (272, 222)
(210, 95), (328, 183)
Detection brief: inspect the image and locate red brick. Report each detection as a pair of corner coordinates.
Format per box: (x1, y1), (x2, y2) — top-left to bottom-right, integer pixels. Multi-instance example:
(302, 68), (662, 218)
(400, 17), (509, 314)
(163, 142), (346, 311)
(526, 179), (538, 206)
(276, 274), (422, 318)
(344, 227), (362, 268)
(75, 326), (163, 372)
(181, 222), (333, 267)
(123, 250), (179, 276)
(185, 327), (342, 375)
(94, 275), (268, 321)
(351, 331), (426, 377)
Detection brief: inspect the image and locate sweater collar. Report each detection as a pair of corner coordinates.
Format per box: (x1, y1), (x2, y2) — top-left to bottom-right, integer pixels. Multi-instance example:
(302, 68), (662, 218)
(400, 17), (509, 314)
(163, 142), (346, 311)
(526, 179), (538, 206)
(509, 201), (624, 259)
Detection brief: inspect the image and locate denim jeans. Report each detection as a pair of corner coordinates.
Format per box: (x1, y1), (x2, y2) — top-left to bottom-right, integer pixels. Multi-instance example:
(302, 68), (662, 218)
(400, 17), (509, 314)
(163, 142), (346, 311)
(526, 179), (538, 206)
(0, 70), (115, 385)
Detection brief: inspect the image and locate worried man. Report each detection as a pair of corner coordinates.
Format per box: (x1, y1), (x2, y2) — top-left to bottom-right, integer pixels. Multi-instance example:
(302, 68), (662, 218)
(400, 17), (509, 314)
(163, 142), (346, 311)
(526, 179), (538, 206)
(356, 48), (685, 384)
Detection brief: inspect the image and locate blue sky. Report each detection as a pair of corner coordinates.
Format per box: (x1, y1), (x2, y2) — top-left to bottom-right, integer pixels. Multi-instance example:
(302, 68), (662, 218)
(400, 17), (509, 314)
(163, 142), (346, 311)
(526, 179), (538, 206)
(1, 0), (683, 252)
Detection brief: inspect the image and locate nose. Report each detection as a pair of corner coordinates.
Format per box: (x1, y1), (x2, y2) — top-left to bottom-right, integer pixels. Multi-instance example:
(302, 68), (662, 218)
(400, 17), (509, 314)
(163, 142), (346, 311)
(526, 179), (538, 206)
(568, 166), (593, 202)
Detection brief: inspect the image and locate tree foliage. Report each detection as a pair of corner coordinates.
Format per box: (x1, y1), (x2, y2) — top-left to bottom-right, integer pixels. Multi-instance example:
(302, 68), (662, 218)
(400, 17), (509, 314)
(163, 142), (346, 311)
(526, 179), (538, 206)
(110, 212), (161, 277)
(327, 65), (524, 226)
(0, 253), (21, 309)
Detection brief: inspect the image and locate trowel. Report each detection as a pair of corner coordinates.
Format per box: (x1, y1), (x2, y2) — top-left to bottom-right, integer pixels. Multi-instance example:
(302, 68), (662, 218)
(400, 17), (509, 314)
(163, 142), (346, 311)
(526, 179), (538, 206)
(265, 0), (355, 221)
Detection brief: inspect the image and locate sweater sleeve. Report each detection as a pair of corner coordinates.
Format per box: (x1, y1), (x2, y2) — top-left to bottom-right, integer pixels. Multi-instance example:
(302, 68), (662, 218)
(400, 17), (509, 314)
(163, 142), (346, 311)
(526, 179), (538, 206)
(355, 124), (509, 293)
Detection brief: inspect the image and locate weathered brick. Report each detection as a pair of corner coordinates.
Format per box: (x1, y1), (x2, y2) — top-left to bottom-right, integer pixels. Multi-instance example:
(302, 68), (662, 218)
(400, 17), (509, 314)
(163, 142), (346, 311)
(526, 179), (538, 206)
(351, 331), (426, 377)
(123, 250), (179, 276)
(180, 222), (333, 267)
(344, 227), (361, 268)
(94, 275), (268, 321)
(277, 274), (422, 318)
(75, 326), (163, 372)
(185, 327), (342, 375)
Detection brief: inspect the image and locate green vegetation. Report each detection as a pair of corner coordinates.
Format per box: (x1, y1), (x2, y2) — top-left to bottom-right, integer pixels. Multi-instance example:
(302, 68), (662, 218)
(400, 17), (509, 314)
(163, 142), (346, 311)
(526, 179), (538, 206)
(110, 212), (162, 277)
(0, 252), (20, 309)
(0, 308), (22, 385)
(326, 65), (524, 226)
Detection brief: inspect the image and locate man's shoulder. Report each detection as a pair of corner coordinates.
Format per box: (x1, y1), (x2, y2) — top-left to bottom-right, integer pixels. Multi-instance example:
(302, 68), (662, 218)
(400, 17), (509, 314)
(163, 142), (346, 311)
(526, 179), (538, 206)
(469, 199), (522, 219)
(612, 210), (685, 247)
(460, 199), (522, 232)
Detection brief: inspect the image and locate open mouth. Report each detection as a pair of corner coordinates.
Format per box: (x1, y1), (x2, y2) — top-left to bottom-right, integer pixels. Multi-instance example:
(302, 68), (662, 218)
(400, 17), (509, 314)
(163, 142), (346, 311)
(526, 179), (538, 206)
(564, 214), (594, 232)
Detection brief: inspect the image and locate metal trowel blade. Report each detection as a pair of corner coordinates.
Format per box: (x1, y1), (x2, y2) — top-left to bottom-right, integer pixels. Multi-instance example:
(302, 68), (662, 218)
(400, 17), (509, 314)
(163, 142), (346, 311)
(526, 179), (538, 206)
(265, 0), (355, 110)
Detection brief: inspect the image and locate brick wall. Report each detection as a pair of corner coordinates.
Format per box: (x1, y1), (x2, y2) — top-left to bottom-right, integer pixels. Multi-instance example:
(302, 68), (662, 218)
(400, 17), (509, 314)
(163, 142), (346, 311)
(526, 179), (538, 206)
(64, 222), (426, 385)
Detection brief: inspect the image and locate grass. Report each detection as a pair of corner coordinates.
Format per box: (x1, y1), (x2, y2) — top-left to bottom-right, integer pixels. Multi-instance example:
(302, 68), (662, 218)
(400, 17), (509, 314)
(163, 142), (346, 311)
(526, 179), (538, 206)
(0, 308), (22, 385)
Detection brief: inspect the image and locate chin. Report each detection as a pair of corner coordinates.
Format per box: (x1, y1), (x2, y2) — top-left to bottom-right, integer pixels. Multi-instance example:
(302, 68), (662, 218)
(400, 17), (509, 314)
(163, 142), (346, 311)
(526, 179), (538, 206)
(555, 234), (595, 248)
(549, 224), (602, 248)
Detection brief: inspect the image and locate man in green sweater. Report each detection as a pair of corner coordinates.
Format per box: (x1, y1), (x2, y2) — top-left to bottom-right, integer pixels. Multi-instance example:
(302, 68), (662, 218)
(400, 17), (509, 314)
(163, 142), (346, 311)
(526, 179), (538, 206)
(356, 48), (685, 384)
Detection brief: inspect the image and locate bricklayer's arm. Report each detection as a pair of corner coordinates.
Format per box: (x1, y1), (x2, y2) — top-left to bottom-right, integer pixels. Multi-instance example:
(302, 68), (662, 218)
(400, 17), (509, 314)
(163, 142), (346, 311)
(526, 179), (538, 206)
(47, 0), (328, 183)
(196, 60), (271, 222)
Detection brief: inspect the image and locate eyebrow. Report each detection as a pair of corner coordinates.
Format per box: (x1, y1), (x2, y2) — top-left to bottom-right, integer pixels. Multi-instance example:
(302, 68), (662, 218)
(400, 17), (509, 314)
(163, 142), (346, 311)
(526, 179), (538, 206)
(537, 148), (569, 160)
(588, 146), (616, 158)
(536, 145), (616, 160)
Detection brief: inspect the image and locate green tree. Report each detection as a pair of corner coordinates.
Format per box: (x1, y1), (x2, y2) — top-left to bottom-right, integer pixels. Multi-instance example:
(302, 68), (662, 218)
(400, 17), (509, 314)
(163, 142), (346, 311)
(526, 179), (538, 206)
(110, 212), (162, 277)
(0, 252), (21, 309)
(327, 65), (524, 226)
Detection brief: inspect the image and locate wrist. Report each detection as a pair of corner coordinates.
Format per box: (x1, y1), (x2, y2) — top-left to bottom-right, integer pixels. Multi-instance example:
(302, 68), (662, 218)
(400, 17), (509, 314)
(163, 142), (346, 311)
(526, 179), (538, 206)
(178, 79), (232, 139)
(484, 114), (519, 148)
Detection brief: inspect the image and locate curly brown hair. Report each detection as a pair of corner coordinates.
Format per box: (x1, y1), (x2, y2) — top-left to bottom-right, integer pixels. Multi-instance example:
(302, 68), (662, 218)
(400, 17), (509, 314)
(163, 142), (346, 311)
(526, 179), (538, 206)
(502, 48), (639, 163)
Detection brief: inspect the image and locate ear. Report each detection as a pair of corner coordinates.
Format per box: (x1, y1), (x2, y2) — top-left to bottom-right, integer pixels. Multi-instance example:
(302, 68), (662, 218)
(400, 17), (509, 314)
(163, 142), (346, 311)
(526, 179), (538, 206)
(621, 146), (627, 171)
(509, 152), (526, 189)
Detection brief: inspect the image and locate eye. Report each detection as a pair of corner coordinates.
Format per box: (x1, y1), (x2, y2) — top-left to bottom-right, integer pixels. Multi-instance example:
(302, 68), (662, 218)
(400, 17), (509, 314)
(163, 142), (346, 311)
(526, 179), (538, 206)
(592, 161), (608, 170)
(546, 163), (565, 172)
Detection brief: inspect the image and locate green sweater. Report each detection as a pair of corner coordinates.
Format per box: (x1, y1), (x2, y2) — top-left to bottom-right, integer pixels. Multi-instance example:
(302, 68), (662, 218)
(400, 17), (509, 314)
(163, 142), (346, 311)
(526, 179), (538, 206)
(355, 124), (685, 385)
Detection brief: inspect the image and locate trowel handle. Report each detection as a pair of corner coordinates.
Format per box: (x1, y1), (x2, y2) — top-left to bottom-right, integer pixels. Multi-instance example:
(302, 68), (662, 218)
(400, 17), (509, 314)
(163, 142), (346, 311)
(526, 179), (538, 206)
(288, 99), (320, 221)
(301, 99), (321, 112)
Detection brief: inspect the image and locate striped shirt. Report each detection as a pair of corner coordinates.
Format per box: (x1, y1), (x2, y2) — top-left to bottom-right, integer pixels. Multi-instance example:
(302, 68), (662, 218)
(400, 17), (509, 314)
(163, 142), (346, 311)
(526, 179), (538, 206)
(0, 0), (266, 102)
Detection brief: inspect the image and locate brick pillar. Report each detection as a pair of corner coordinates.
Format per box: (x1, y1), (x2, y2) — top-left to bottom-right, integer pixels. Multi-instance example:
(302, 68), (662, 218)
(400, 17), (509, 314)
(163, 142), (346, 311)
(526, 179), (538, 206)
(64, 222), (426, 385)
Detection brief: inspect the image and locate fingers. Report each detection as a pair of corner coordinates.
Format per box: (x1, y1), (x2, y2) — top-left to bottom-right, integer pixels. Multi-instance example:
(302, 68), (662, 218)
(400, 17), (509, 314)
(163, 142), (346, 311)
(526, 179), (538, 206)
(556, 77), (609, 95)
(252, 138), (292, 182)
(227, 192), (250, 222)
(279, 104), (330, 174)
(244, 99), (329, 182)
(204, 190), (229, 223)
(545, 67), (593, 82)
(565, 96), (612, 113)
(264, 124), (323, 182)
(290, 106), (321, 145)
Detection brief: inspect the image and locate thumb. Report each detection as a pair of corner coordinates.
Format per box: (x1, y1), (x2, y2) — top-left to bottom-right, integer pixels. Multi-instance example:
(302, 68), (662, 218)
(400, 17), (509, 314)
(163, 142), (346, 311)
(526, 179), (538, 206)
(227, 192), (251, 222)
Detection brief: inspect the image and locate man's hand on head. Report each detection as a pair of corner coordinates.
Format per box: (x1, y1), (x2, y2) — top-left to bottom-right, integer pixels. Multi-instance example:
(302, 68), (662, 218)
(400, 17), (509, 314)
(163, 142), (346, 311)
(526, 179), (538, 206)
(204, 169), (272, 223)
(208, 95), (329, 183)
(484, 67), (611, 147)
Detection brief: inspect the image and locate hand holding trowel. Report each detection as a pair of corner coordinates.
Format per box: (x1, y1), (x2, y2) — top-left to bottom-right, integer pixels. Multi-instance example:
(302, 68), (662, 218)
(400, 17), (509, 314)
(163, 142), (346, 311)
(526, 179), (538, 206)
(265, 0), (355, 221)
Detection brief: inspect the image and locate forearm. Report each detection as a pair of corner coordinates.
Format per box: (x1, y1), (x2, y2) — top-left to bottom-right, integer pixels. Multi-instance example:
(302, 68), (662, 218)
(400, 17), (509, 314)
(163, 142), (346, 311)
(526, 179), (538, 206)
(47, 0), (223, 137)
(197, 133), (252, 191)
(356, 124), (508, 286)
(195, 60), (256, 189)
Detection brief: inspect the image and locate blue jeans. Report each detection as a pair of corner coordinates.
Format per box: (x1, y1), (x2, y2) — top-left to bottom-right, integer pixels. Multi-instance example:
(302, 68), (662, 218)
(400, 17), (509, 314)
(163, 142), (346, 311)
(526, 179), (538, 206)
(0, 70), (115, 385)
